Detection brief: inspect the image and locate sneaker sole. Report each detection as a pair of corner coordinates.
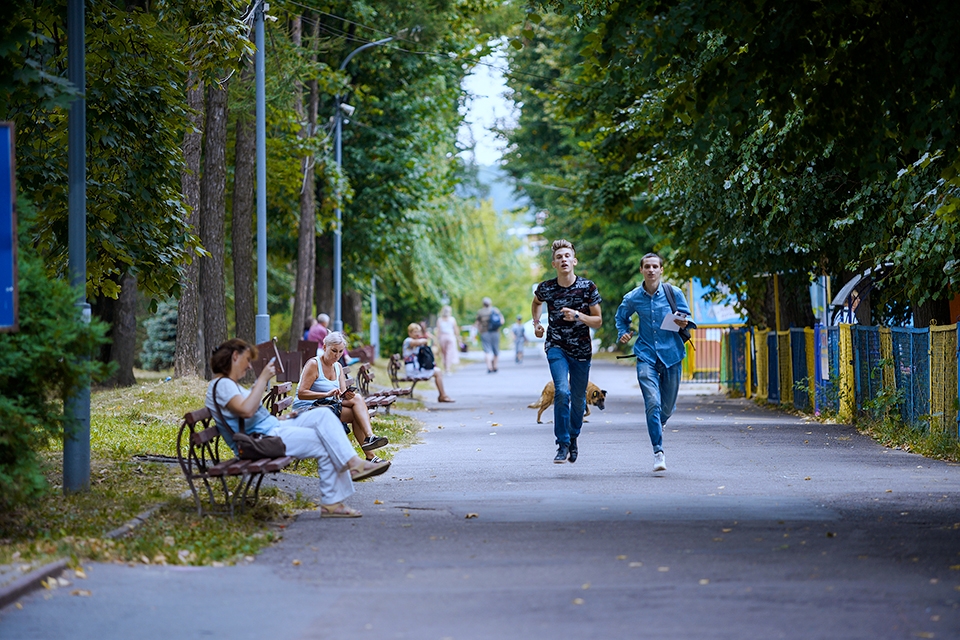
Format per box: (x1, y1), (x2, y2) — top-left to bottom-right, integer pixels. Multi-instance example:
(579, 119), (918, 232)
(653, 465), (666, 472)
(361, 436), (389, 451)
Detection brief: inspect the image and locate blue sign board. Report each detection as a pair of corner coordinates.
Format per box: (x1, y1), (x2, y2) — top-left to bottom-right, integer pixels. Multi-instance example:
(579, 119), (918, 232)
(0, 123), (17, 332)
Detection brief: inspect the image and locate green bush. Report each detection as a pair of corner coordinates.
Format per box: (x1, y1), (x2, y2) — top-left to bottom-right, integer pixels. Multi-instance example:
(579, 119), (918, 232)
(140, 300), (177, 370)
(0, 240), (110, 509)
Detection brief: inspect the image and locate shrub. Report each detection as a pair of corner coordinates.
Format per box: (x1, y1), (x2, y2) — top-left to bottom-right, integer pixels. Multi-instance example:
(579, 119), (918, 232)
(0, 232), (110, 509)
(140, 300), (177, 371)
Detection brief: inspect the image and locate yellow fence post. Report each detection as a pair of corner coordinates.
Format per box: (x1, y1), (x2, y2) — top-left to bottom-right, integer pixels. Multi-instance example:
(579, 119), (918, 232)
(930, 323), (958, 434)
(838, 324), (855, 422)
(745, 330), (753, 399)
(755, 329), (769, 402)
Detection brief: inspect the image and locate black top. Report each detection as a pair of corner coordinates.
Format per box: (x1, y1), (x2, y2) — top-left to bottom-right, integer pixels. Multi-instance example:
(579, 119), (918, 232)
(534, 276), (602, 360)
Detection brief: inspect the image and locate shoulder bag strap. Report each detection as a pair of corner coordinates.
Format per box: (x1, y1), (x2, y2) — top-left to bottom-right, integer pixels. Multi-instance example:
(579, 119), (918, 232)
(662, 282), (678, 313)
(212, 377), (246, 434)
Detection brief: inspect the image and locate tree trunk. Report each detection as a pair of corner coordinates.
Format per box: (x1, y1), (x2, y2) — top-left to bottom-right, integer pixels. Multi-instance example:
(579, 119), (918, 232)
(913, 296), (951, 327)
(289, 15), (318, 350)
(343, 288), (363, 334)
(315, 232), (334, 317)
(174, 74), (204, 378)
(199, 79), (230, 377)
(93, 272), (138, 388)
(232, 62), (256, 345)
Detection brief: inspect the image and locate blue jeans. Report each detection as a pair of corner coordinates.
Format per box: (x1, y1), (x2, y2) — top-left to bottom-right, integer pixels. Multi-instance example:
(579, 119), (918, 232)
(636, 359), (681, 453)
(546, 347), (591, 445)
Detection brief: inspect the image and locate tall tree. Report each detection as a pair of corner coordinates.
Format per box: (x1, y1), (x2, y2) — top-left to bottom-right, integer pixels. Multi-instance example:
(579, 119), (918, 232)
(199, 79), (230, 372)
(174, 73), (205, 377)
(231, 61), (257, 345)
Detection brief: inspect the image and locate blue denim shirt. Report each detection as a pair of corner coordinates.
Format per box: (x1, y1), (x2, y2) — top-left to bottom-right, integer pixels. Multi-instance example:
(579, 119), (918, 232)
(615, 282), (691, 367)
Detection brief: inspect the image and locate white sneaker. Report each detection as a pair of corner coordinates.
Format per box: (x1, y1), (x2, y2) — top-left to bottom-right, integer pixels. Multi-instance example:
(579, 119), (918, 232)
(653, 451), (666, 472)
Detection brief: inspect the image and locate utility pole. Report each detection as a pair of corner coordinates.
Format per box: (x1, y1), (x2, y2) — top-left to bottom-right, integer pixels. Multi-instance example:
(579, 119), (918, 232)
(332, 36), (394, 333)
(254, 1), (270, 344)
(64, 0), (90, 493)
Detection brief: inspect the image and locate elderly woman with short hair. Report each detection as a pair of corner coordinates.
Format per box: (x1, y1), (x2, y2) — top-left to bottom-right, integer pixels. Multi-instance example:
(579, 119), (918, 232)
(294, 331), (389, 462)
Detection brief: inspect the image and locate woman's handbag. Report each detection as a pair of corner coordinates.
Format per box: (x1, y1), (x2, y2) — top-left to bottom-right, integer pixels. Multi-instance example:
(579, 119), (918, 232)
(212, 378), (286, 460)
(311, 396), (343, 419)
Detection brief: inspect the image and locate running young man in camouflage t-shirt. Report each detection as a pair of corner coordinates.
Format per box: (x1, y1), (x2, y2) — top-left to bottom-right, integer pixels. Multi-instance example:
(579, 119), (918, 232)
(531, 239), (603, 463)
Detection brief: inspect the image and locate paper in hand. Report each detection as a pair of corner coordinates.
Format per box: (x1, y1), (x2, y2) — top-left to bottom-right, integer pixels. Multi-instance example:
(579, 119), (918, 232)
(660, 312), (686, 332)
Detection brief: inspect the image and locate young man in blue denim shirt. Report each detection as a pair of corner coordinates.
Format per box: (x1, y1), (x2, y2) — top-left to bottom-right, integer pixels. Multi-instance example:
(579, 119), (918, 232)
(532, 239), (603, 463)
(615, 253), (691, 472)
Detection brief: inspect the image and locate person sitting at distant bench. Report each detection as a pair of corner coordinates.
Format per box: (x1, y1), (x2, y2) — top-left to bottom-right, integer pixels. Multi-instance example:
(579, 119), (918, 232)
(207, 339), (389, 518)
(293, 331), (390, 462)
(403, 323), (455, 403)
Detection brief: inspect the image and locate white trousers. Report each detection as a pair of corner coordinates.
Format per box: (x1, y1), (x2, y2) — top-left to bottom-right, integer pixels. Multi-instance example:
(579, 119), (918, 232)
(272, 408), (356, 505)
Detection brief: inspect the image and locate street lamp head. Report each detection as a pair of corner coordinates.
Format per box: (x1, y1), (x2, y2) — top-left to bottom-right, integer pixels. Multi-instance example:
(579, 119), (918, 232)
(339, 103), (356, 117)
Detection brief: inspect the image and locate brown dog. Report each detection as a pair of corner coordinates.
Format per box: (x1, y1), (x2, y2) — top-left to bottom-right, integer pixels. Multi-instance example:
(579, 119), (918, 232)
(528, 381), (607, 424)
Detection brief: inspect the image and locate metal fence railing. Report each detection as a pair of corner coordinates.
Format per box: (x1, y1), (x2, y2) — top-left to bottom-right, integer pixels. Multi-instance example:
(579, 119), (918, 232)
(712, 322), (959, 436)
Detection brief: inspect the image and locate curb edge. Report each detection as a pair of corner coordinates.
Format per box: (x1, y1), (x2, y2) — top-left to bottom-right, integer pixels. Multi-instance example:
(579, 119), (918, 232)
(0, 558), (69, 612)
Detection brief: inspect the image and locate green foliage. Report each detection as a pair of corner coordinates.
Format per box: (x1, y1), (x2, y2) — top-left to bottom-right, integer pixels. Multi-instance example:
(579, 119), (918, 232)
(140, 301), (178, 371)
(0, 201), (111, 510)
(6, 1), (200, 302)
(509, 0), (960, 323)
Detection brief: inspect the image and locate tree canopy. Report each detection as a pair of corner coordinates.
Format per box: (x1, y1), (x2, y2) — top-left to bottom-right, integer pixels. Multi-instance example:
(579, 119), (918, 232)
(503, 0), (960, 327)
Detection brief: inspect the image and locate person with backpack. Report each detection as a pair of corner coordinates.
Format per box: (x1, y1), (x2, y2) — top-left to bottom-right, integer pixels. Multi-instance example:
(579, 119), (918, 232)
(531, 239), (603, 463)
(402, 323), (455, 402)
(615, 252), (694, 473)
(475, 297), (504, 373)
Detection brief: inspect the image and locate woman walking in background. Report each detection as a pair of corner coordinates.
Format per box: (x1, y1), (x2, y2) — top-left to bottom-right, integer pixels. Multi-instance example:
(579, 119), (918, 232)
(435, 305), (461, 374)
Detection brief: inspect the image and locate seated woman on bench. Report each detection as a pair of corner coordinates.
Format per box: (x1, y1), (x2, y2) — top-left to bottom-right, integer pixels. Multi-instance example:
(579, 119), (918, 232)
(403, 323), (455, 403)
(207, 339), (389, 518)
(293, 331), (389, 463)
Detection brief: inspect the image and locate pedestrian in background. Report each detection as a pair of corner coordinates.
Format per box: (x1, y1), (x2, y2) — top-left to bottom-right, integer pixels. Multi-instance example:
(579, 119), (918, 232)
(475, 297), (504, 373)
(531, 239), (602, 463)
(435, 305), (461, 374)
(615, 252), (692, 473)
(511, 315), (526, 363)
(307, 312), (330, 345)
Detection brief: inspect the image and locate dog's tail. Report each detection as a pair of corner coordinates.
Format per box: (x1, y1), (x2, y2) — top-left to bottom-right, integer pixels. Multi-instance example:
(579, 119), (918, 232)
(528, 391), (548, 408)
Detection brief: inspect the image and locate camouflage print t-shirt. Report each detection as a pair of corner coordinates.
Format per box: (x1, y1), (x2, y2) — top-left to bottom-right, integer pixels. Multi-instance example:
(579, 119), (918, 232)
(534, 276), (602, 361)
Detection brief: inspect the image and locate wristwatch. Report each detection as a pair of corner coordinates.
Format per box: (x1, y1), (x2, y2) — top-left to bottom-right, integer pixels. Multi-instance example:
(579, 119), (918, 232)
(574, 312), (580, 321)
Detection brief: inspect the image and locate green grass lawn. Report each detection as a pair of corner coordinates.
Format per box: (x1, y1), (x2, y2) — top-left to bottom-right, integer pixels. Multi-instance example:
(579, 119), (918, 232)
(0, 371), (421, 570)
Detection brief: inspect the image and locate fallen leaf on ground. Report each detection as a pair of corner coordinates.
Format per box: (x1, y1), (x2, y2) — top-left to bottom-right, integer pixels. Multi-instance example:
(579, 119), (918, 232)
(292, 559), (301, 566)
(572, 598), (584, 605)
(658, 567), (669, 572)
(70, 589), (92, 597)
(492, 423), (500, 426)
(629, 562), (643, 568)
(74, 568), (87, 579)
(582, 583), (590, 590)
(699, 579), (710, 585)
(465, 513), (479, 519)
(616, 555), (627, 560)
(374, 499), (382, 504)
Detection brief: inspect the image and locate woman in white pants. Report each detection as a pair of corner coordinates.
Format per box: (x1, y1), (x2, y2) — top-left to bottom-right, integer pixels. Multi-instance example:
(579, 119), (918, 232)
(206, 339), (390, 517)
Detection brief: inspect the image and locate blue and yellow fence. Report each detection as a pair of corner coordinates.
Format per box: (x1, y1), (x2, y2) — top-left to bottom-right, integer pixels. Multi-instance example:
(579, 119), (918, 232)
(706, 323), (960, 436)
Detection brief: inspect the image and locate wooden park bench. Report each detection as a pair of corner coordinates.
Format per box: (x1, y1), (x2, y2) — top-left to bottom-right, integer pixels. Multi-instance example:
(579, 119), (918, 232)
(176, 383), (296, 517)
(388, 353), (423, 394)
(353, 363), (399, 414)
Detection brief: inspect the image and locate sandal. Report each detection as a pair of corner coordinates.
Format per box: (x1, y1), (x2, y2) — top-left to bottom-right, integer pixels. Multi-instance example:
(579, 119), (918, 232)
(438, 396), (456, 403)
(366, 455), (386, 464)
(320, 503), (361, 518)
(351, 458), (391, 481)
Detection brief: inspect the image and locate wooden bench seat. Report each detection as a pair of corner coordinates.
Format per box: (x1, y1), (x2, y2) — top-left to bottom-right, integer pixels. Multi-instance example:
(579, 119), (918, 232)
(354, 363), (397, 414)
(387, 354), (421, 394)
(177, 383), (297, 517)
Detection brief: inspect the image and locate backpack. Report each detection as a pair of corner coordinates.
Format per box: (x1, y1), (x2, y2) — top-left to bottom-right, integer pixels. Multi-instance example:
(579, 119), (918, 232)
(417, 344), (436, 370)
(487, 309), (503, 332)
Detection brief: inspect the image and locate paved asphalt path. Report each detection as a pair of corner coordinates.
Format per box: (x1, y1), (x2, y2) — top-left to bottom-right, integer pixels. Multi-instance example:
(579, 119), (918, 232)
(3, 351), (960, 639)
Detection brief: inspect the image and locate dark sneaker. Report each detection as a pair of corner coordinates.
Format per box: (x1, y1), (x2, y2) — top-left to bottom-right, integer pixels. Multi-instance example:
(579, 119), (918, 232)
(554, 444), (569, 463)
(568, 438), (578, 463)
(361, 435), (389, 451)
